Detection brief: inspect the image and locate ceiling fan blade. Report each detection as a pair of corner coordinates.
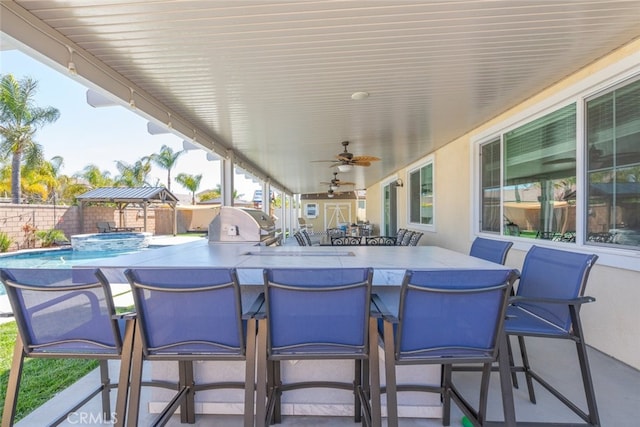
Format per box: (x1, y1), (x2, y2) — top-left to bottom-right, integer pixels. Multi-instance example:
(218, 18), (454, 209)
(352, 161), (372, 167)
(352, 155), (380, 162)
(311, 159), (338, 163)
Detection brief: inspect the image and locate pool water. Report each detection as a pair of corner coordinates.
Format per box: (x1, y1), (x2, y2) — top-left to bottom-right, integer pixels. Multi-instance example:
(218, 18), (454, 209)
(0, 247), (156, 295)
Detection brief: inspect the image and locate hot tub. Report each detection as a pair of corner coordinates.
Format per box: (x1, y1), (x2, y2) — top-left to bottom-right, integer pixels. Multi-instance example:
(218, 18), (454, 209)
(71, 232), (152, 251)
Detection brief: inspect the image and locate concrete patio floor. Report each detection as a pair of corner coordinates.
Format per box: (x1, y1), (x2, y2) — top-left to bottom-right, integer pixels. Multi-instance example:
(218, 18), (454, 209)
(15, 336), (639, 426)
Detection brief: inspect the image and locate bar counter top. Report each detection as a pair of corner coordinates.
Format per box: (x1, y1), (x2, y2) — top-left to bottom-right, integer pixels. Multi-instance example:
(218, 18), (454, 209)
(90, 239), (508, 286)
(86, 239), (511, 420)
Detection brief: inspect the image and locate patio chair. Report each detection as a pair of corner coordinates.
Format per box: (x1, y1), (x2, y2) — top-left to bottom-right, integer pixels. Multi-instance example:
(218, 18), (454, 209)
(469, 237), (513, 265)
(327, 227), (345, 238)
(408, 231), (423, 246)
(375, 268), (517, 427)
(331, 235), (362, 246)
(118, 267), (261, 427)
(293, 231), (307, 246)
(96, 221), (112, 233)
(255, 268), (381, 427)
(365, 236), (397, 246)
(0, 268), (134, 427)
(466, 237), (517, 385)
(297, 217), (314, 235)
(505, 246), (600, 426)
(300, 229), (314, 246)
(394, 228), (408, 246)
(400, 230), (415, 246)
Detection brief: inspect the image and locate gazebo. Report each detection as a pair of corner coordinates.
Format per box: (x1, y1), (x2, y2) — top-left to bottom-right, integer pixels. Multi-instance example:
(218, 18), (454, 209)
(76, 187), (179, 235)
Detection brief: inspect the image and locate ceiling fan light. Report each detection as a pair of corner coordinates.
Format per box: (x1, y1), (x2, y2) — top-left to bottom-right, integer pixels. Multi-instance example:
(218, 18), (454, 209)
(351, 91), (369, 100)
(330, 184), (338, 191)
(338, 164), (353, 172)
(327, 192), (334, 198)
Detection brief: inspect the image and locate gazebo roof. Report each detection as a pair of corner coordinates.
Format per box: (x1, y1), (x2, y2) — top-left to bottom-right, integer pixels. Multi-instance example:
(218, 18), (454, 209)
(76, 187), (179, 204)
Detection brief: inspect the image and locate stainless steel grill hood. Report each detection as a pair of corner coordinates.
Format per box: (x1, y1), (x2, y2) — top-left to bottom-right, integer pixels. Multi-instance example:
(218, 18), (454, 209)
(209, 206), (281, 246)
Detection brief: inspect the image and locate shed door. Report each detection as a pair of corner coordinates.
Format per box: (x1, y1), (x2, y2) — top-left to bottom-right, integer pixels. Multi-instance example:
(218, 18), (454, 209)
(324, 203), (352, 229)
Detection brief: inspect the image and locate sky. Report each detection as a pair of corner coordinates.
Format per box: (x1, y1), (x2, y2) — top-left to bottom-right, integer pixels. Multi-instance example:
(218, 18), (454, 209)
(0, 48), (261, 201)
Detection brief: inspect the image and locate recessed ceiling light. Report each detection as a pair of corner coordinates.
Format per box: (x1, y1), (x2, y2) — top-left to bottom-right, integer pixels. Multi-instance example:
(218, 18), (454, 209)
(351, 91), (369, 100)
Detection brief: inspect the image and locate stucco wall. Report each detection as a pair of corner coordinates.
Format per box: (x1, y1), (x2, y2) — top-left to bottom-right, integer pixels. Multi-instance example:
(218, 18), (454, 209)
(366, 38), (640, 369)
(0, 204), (158, 251)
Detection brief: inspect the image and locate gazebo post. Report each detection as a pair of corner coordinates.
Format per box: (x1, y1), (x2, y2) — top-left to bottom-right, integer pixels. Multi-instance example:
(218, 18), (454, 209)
(79, 201), (85, 234)
(173, 202), (177, 236)
(143, 203), (148, 232)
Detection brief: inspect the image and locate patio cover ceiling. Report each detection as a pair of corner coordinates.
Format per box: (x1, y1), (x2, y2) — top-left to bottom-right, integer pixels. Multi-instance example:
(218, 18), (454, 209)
(2, 1), (640, 195)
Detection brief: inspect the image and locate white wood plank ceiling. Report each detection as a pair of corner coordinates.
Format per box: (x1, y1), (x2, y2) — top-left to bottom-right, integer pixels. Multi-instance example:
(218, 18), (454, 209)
(3, 1), (640, 195)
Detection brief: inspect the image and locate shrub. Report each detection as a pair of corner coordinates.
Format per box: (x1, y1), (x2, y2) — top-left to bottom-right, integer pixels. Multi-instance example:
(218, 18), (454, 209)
(0, 232), (12, 252)
(35, 229), (68, 248)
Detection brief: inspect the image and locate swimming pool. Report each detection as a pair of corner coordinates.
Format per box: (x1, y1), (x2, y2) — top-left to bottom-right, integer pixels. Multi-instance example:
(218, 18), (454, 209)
(0, 247), (157, 295)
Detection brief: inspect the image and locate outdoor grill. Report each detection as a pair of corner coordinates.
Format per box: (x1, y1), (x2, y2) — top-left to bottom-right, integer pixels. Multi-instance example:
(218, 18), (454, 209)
(208, 206), (281, 246)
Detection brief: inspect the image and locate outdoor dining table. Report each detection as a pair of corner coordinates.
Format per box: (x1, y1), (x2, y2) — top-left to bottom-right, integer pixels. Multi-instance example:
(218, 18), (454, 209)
(88, 239), (516, 425)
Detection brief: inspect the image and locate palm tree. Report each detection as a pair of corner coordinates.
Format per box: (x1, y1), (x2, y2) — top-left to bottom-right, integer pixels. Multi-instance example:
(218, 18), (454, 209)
(176, 173), (202, 205)
(198, 189), (221, 202)
(114, 157), (152, 187)
(149, 144), (184, 191)
(0, 159), (11, 199)
(21, 159), (58, 203)
(57, 175), (89, 205)
(0, 74), (60, 203)
(75, 164), (113, 188)
(43, 155), (64, 202)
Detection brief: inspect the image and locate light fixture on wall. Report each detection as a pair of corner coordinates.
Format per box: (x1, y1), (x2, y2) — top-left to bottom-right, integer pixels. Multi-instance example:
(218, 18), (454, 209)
(129, 88), (136, 109)
(66, 46), (77, 75)
(392, 179), (403, 187)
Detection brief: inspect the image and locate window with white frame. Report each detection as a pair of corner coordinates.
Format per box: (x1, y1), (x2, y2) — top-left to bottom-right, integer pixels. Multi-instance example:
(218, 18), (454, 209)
(480, 103), (578, 243)
(408, 160), (434, 225)
(586, 78), (640, 248)
(477, 75), (640, 250)
(480, 138), (501, 233)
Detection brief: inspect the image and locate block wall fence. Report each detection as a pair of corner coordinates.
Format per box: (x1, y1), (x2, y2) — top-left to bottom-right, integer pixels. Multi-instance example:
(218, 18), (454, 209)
(0, 204), (175, 252)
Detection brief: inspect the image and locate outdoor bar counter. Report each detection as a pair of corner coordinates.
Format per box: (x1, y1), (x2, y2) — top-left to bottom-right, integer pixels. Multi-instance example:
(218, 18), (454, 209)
(89, 239), (512, 420)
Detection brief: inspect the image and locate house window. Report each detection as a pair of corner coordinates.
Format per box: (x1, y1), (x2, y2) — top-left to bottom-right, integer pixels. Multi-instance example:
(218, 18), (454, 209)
(586, 78), (640, 248)
(305, 203), (317, 218)
(503, 103), (577, 242)
(409, 160), (434, 225)
(479, 104), (578, 242)
(480, 139), (501, 233)
(476, 74), (640, 261)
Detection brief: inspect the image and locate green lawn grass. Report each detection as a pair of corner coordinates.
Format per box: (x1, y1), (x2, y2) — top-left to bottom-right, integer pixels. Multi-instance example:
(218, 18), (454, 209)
(0, 321), (98, 422)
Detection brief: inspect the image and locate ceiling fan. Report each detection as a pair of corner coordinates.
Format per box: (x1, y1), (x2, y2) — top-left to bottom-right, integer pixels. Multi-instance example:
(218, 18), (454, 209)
(312, 140), (380, 171)
(321, 172), (355, 190)
(326, 185), (353, 198)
